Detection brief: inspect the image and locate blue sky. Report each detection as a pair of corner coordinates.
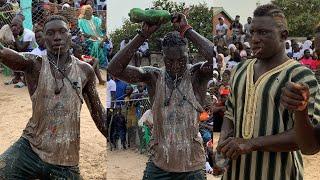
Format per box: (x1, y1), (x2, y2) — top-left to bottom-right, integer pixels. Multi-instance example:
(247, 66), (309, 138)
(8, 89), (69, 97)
(107, 0), (271, 33)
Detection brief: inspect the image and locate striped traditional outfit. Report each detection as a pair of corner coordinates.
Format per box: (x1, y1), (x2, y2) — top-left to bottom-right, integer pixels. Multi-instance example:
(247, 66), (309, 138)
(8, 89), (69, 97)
(223, 59), (319, 180)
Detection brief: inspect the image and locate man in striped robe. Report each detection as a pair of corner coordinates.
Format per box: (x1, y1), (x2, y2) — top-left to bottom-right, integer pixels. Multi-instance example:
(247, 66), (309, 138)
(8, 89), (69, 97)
(214, 4), (319, 180)
(280, 24), (320, 155)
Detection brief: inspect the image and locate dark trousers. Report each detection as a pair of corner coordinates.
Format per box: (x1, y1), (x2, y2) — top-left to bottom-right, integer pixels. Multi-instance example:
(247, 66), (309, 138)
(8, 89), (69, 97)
(142, 161), (206, 180)
(0, 137), (81, 180)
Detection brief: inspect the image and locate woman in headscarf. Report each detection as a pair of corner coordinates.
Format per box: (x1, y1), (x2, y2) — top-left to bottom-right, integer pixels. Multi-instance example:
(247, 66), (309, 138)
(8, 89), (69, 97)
(78, 5), (106, 67)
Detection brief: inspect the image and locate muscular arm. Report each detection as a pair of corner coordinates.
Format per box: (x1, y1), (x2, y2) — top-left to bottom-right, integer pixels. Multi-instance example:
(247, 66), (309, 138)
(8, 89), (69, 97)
(292, 109), (320, 154)
(185, 29), (215, 62)
(82, 65), (107, 138)
(0, 46), (33, 71)
(106, 33), (149, 84)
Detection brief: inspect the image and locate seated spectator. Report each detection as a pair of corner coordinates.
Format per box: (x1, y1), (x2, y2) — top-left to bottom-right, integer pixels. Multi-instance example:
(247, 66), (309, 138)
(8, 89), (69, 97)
(135, 40), (151, 66)
(72, 43), (106, 85)
(5, 16), (37, 88)
(78, 5), (106, 67)
(124, 85), (138, 149)
(292, 43), (303, 60)
(285, 40), (293, 58)
(235, 41), (247, 59)
(243, 42), (252, 58)
(300, 49), (319, 71)
(30, 27), (47, 56)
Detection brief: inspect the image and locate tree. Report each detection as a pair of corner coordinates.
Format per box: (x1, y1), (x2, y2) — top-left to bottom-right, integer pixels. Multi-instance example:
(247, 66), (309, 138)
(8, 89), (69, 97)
(109, 0), (213, 54)
(272, 0), (320, 37)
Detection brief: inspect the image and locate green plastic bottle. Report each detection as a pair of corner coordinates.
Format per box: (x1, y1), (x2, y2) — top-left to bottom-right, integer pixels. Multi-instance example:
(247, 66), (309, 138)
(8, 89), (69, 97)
(128, 8), (172, 25)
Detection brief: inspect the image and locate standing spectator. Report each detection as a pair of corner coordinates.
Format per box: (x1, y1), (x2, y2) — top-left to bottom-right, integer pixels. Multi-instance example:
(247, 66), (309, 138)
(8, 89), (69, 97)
(235, 41), (247, 59)
(115, 78), (127, 107)
(244, 17), (252, 41)
(229, 15), (243, 43)
(72, 43), (106, 84)
(215, 17), (228, 43)
(110, 106), (127, 150)
(106, 73), (116, 140)
(106, 74), (116, 111)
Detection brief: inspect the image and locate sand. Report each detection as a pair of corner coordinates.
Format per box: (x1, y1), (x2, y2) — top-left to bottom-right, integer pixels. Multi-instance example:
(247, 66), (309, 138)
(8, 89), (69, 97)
(107, 133), (320, 180)
(0, 73), (107, 179)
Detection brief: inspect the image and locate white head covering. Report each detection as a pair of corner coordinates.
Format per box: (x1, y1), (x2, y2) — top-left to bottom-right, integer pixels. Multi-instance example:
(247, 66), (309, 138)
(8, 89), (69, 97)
(243, 42), (250, 48)
(302, 40), (312, 51)
(228, 44), (236, 51)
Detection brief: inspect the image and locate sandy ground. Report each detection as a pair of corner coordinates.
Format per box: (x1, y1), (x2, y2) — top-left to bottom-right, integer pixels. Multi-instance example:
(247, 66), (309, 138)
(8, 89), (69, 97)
(0, 72), (107, 179)
(107, 132), (320, 180)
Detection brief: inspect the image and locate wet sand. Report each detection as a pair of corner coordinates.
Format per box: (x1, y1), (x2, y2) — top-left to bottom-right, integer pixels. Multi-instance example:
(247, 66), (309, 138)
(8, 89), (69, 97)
(0, 73), (107, 179)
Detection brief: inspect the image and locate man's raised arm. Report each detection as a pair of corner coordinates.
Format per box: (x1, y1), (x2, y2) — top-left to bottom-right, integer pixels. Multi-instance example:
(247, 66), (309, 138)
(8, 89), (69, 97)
(172, 13), (215, 62)
(107, 23), (160, 84)
(0, 43), (33, 71)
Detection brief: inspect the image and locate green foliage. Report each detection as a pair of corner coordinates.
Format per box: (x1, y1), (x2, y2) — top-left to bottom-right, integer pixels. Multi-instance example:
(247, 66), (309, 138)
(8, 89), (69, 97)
(272, 0), (320, 37)
(109, 0), (213, 53)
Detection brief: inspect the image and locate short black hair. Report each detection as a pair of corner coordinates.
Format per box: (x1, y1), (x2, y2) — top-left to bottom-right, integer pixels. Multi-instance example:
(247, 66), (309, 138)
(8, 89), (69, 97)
(44, 15), (69, 28)
(253, 4), (287, 31)
(162, 32), (187, 48)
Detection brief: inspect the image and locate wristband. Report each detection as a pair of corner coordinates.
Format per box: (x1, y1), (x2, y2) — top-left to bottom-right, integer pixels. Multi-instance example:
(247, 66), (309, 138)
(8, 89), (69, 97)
(180, 24), (192, 38)
(0, 43), (4, 50)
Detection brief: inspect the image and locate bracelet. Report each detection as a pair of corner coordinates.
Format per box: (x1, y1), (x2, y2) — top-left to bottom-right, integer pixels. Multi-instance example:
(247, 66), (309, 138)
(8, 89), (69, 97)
(137, 29), (148, 39)
(180, 24), (192, 38)
(0, 42), (4, 50)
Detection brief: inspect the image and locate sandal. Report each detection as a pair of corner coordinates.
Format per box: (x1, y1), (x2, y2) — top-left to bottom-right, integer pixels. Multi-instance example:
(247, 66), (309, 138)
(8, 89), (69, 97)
(14, 82), (25, 88)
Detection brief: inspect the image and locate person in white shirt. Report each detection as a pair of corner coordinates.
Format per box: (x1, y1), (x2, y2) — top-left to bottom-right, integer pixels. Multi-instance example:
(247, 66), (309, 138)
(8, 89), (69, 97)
(215, 17), (228, 43)
(30, 28), (46, 56)
(106, 74), (117, 109)
(120, 37), (130, 50)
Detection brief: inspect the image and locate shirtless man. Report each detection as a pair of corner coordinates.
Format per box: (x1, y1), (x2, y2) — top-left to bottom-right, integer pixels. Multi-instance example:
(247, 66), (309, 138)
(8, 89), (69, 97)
(0, 15), (106, 179)
(107, 13), (214, 179)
